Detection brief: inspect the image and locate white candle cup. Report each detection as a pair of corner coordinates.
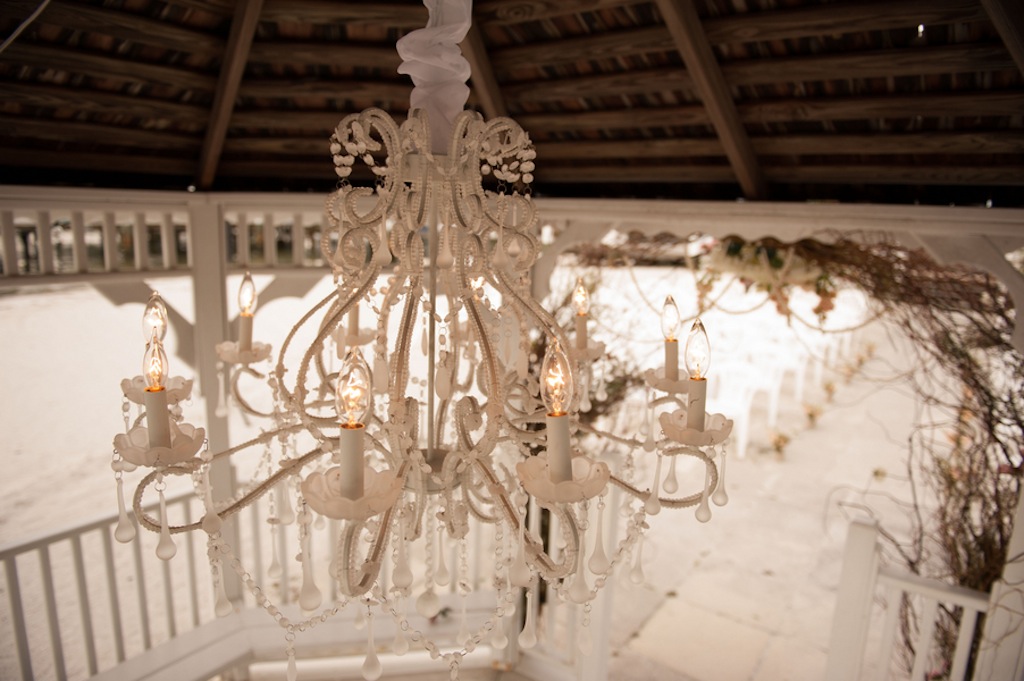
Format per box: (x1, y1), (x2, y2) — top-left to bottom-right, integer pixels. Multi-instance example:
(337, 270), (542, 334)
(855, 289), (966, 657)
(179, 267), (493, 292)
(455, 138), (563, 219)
(144, 387), (172, 449)
(546, 413), (573, 483)
(687, 378), (707, 431)
(575, 314), (588, 351)
(338, 424), (365, 499)
(664, 339), (679, 381)
(238, 312), (253, 353)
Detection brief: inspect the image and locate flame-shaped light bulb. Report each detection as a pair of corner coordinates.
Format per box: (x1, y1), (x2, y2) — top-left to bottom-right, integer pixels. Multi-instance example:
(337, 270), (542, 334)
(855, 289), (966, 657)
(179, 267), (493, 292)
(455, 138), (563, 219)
(685, 318), (711, 380)
(541, 340), (574, 416)
(143, 337), (169, 391)
(572, 278), (590, 316)
(238, 271), (258, 316)
(661, 295), (680, 341)
(142, 292), (168, 344)
(337, 349), (371, 427)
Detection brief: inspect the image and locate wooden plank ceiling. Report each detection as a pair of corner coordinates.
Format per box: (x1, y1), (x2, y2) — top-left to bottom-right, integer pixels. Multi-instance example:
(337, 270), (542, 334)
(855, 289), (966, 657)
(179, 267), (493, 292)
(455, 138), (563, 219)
(1, 0), (1022, 205)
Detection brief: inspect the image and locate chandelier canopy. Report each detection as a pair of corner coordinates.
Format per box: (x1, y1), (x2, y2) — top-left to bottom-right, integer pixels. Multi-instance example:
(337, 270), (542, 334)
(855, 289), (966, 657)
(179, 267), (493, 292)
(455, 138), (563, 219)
(110, 2), (732, 678)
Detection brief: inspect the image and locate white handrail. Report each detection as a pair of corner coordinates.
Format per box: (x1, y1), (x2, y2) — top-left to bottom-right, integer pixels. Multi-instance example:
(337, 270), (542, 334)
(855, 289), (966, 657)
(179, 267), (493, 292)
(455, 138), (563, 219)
(826, 518), (991, 681)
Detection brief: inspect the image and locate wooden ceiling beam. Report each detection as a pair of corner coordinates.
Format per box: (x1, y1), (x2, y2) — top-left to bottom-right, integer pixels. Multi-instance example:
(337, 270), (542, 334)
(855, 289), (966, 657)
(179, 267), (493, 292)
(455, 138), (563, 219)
(4, 0), (224, 56)
(238, 78), (411, 101)
(722, 45), (1014, 87)
(655, 0), (766, 198)
(979, 0), (1024, 78)
(490, 26), (674, 71)
(534, 163), (1024, 185)
(461, 23), (509, 119)
(230, 110), (407, 130)
(247, 42), (401, 70)
(196, 0), (265, 190)
(703, 0), (987, 45)
(259, 0), (428, 27)
(741, 91), (1024, 122)
(502, 44), (1011, 105)
(766, 165), (1024, 185)
(0, 115), (202, 151)
(1, 82), (209, 125)
(0, 44), (216, 92)
(475, 0), (648, 25)
(533, 131), (1024, 160)
(0, 148), (197, 176)
(536, 165), (739, 183)
(516, 91), (1024, 132)
(488, 0), (987, 74)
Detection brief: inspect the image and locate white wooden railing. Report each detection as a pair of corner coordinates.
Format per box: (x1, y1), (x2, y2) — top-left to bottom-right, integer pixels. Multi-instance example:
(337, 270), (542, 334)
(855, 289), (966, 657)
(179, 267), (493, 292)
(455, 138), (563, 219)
(826, 518), (991, 681)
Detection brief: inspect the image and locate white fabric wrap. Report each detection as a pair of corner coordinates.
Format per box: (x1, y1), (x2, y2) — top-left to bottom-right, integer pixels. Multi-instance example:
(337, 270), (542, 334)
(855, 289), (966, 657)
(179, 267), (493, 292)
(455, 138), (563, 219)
(396, 0), (473, 153)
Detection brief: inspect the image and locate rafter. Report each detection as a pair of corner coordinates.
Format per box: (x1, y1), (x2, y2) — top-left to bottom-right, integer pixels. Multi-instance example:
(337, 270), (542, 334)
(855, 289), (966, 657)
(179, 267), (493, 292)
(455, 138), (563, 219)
(655, 0), (766, 198)
(196, 0), (265, 190)
(460, 23), (509, 119)
(980, 0), (1024, 78)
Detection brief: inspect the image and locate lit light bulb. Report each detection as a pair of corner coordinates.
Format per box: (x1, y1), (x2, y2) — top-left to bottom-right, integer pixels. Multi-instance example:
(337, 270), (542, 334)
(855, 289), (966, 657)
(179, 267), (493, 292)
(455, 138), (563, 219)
(337, 349), (371, 427)
(238, 272), (258, 316)
(685, 318), (711, 380)
(143, 337), (169, 391)
(661, 295), (680, 341)
(142, 292), (168, 344)
(572, 278), (589, 316)
(541, 340), (574, 415)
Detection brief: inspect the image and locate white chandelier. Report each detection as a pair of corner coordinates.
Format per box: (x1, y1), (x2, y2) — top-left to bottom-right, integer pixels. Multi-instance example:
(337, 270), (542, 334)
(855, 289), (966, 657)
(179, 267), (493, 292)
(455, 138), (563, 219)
(109, 2), (732, 678)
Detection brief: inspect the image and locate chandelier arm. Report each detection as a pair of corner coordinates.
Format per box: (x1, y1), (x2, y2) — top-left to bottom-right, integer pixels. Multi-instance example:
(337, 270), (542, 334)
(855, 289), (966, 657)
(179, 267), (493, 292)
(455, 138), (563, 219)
(471, 459), (575, 580)
(132, 444), (326, 534)
(607, 447), (719, 509)
(576, 422), (641, 449)
(495, 267), (572, 365)
(336, 461), (410, 598)
(291, 275), (378, 429)
(229, 365), (275, 418)
(273, 288), (340, 406)
(388, 276), (420, 412)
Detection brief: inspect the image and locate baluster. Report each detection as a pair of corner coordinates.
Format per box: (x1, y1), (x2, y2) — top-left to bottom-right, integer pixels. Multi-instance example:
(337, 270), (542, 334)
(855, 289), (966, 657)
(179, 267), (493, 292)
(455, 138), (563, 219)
(102, 529), (126, 662)
(262, 212), (276, 267)
(102, 212), (118, 272)
(36, 210), (55, 274)
(5, 555), (33, 680)
(949, 606), (980, 681)
(1, 211), (18, 276)
(133, 212), (148, 271)
(236, 212), (250, 267)
(160, 213), (176, 270)
(71, 211), (88, 274)
(877, 586), (900, 681)
(184, 501), (200, 627)
(39, 545), (67, 680)
(131, 530), (152, 650)
(910, 598), (939, 681)
(71, 534), (98, 675)
(291, 212), (304, 266)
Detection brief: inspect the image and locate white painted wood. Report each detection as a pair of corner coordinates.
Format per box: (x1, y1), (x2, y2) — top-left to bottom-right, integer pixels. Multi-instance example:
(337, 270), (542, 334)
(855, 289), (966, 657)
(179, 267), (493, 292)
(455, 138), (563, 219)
(825, 517), (879, 681)
(910, 598), (939, 681)
(949, 606), (980, 681)
(877, 585), (900, 681)
(104, 525), (127, 661)
(39, 545), (67, 680)
(132, 528), (153, 649)
(71, 533), (99, 675)
(5, 555), (33, 680)
(160, 213), (176, 270)
(71, 211), (88, 273)
(0, 210), (18, 276)
(133, 212), (148, 271)
(236, 211), (250, 266)
(36, 210), (55, 274)
(262, 211), (276, 267)
(292, 212), (305, 266)
(102, 212), (118, 272)
(974, 489), (1024, 681)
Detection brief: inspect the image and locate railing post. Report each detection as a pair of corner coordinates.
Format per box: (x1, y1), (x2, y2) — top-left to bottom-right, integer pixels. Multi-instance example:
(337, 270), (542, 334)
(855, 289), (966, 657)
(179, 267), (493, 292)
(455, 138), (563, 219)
(0, 210), (18, 276)
(974, 490), (1024, 680)
(825, 517), (880, 681)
